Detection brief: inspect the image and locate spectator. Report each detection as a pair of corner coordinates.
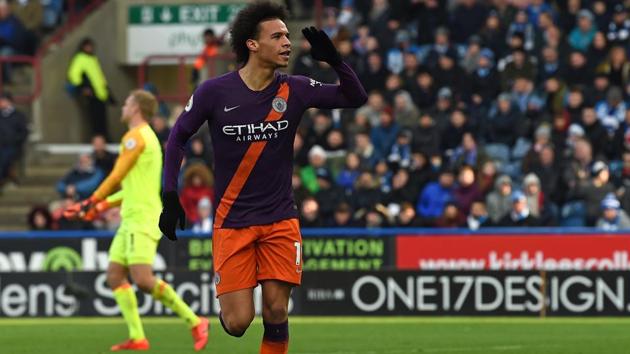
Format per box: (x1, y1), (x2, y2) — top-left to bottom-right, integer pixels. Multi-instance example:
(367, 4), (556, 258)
(412, 113), (440, 156)
(327, 201), (358, 227)
(498, 190), (540, 227)
(571, 160), (615, 226)
(393, 90), (419, 129)
(192, 28), (225, 85)
(185, 135), (213, 168)
(580, 106), (607, 158)
(486, 174), (513, 223)
(370, 108), (399, 161)
(191, 197), (213, 234)
(596, 86), (627, 126)
(314, 167), (345, 221)
(150, 116), (171, 150)
(56, 153), (103, 200)
(353, 131), (378, 169)
(291, 170), (310, 209)
(523, 172), (556, 225)
(425, 27), (458, 69)
(27, 206), (53, 230)
(180, 163), (214, 225)
(565, 51), (593, 88)
(450, 132), (488, 171)
(49, 184), (94, 230)
(453, 165), (482, 216)
(449, 0), (488, 44)
(596, 46), (630, 90)
(596, 193), (630, 230)
(485, 92), (522, 150)
(67, 38), (113, 141)
(528, 144), (562, 205)
(394, 202), (423, 227)
(300, 145), (329, 194)
(350, 170), (382, 212)
(606, 4), (630, 46)
(300, 197), (323, 227)
(387, 129), (412, 170)
(336, 152), (361, 194)
(506, 10), (535, 52)
(91, 134), (115, 175)
(467, 200), (492, 230)
(0, 92), (27, 188)
(568, 9), (597, 52)
(435, 202), (465, 228)
(470, 48), (500, 107)
(0, 1), (30, 80)
(416, 169), (455, 222)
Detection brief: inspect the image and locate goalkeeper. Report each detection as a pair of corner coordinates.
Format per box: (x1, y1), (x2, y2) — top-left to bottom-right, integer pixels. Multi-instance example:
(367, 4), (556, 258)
(64, 90), (208, 352)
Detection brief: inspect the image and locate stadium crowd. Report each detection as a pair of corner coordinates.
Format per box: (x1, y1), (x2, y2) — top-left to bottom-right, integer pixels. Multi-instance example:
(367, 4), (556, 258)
(20, 0), (630, 231)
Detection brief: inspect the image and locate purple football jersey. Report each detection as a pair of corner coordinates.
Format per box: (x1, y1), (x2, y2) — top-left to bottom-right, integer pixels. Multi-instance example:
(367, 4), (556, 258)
(164, 62), (367, 228)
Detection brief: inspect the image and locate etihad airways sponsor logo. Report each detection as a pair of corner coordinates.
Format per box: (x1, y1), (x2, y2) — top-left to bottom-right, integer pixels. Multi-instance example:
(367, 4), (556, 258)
(222, 120), (289, 142)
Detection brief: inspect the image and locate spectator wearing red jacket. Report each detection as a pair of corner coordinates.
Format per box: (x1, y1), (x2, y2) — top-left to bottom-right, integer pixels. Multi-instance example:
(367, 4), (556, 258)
(180, 163), (214, 224)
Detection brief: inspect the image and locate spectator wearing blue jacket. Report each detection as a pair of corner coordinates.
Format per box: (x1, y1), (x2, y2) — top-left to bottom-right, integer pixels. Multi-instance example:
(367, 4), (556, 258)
(56, 153), (104, 200)
(416, 169), (455, 220)
(370, 108), (399, 161)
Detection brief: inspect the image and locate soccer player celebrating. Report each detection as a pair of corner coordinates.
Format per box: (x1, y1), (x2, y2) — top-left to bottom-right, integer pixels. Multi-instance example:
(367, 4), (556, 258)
(159, 1), (367, 353)
(64, 90), (208, 352)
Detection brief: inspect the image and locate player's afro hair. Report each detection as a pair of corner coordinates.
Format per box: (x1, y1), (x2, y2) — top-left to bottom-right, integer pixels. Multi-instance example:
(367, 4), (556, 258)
(230, 1), (288, 64)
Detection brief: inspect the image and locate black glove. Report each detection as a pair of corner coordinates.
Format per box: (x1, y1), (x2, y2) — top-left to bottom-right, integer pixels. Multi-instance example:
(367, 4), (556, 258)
(159, 191), (186, 241)
(301, 26), (341, 66)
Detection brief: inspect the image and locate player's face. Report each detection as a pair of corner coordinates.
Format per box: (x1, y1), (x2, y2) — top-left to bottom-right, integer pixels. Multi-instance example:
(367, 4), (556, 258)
(254, 19), (291, 68)
(121, 95), (137, 123)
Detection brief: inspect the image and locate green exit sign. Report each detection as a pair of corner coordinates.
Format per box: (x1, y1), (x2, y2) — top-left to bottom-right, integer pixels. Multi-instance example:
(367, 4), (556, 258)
(129, 4), (245, 25)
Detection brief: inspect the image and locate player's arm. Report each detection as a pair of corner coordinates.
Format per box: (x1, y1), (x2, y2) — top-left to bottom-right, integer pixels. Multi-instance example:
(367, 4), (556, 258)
(160, 83), (213, 240)
(297, 27), (368, 109)
(64, 133), (144, 221)
(92, 131), (145, 201)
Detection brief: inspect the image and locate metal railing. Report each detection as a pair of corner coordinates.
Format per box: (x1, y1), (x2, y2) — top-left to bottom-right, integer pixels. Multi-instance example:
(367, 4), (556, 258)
(137, 53), (236, 104)
(0, 55), (42, 103)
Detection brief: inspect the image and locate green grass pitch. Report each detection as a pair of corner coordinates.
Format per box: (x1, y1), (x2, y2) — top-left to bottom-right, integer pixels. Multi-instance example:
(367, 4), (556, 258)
(1, 317), (630, 353)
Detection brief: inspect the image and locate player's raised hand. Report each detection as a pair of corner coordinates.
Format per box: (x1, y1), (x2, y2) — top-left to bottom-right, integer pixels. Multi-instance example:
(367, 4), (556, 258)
(301, 26), (341, 66)
(159, 191), (186, 241)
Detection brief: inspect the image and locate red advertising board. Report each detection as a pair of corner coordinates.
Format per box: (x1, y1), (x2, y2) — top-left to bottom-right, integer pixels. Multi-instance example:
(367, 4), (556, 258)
(396, 234), (630, 270)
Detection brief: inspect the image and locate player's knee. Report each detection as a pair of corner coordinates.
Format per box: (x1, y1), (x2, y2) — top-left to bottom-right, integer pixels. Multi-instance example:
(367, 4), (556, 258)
(106, 271), (125, 289)
(221, 311), (254, 337)
(135, 278), (154, 293)
(262, 302), (288, 323)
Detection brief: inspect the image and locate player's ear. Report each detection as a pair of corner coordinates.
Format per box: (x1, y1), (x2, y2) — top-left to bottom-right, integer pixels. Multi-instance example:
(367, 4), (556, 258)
(246, 39), (258, 53)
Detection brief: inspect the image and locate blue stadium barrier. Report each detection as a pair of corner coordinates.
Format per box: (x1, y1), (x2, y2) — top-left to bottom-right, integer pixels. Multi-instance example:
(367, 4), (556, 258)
(0, 227), (629, 239)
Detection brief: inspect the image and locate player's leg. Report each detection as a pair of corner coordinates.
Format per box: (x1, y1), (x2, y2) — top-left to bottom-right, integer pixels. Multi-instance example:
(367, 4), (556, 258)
(259, 280), (292, 354)
(217, 288), (255, 336)
(108, 228), (149, 351)
(213, 226), (259, 337)
(127, 231), (208, 351)
(256, 218), (303, 354)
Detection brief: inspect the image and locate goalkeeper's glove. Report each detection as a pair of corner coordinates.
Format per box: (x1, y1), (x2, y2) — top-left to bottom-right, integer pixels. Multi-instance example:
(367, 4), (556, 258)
(301, 26), (342, 66)
(159, 191), (186, 241)
(82, 200), (112, 221)
(62, 196), (100, 221)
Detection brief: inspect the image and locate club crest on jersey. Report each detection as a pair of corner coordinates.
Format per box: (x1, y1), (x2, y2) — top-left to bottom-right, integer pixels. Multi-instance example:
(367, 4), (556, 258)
(214, 272), (221, 285)
(125, 138), (137, 150)
(272, 97), (287, 113)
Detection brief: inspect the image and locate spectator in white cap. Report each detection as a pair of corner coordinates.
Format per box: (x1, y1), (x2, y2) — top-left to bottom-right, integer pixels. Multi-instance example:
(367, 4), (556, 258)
(596, 193), (630, 230)
(300, 145), (330, 194)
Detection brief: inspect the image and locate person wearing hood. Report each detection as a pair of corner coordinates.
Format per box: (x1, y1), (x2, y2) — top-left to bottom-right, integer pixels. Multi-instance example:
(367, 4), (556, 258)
(486, 174), (513, 223)
(498, 190), (541, 227)
(393, 90), (420, 129)
(596, 194), (630, 230)
(523, 172), (556, 225)
(596, 86), (627, 124)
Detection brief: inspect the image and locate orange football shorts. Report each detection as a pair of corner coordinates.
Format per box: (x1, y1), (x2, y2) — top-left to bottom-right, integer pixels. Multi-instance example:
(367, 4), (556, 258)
(212, 218), (303, 296)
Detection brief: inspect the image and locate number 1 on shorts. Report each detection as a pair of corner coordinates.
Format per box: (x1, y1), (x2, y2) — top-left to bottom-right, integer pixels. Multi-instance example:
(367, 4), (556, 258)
(294, 241), (301, 266)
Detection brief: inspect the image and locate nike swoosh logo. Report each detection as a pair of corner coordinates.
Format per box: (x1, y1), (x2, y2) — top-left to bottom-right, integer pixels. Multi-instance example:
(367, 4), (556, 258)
(224, 105), (240, 112)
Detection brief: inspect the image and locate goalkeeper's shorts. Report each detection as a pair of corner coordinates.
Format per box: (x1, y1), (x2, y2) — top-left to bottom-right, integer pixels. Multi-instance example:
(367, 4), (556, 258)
(109, 224), (159, 266)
